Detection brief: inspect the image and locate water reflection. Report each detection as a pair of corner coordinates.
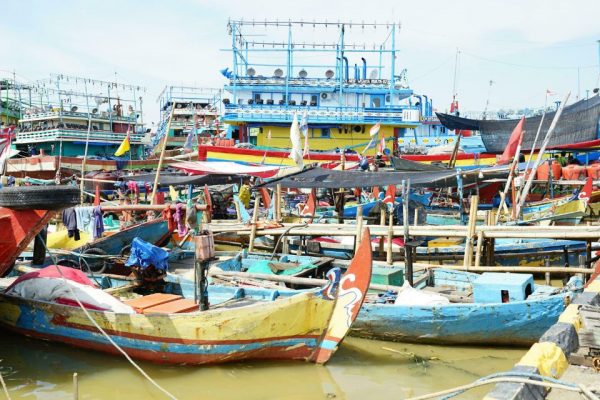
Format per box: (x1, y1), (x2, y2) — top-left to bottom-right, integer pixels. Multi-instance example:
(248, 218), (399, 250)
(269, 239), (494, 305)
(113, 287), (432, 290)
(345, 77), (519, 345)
(0, 330), (525, 399)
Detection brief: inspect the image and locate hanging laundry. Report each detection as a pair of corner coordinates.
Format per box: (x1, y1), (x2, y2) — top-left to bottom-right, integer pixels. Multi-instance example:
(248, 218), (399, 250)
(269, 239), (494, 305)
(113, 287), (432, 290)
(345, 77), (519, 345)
(173, 203), (188, 235)
(93, 206), (105, 239)
(75, 206), (94, 236)
(162, 206), (175, 231)
(62, 207), (80, 241)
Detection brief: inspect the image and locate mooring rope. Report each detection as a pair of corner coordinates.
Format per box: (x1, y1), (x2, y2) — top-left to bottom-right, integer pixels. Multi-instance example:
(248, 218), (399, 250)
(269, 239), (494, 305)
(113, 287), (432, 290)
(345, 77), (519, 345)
(35, 235), (178, 400)
(406, 371), (598, 400)
(0, 370), (11, 400)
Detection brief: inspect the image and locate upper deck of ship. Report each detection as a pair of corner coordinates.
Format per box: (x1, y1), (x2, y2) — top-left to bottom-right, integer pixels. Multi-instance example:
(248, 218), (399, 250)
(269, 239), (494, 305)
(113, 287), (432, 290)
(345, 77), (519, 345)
(14, 74), (147, 145)
(220, 19), (432, 127)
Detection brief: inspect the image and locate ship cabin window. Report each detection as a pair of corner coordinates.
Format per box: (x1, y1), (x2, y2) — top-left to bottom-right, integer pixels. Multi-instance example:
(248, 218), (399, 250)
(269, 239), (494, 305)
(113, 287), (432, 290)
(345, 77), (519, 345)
(371, 96), (383, 108)
(321, 128), (331, 138)
(310, 95), (318, 106)
(501, 290), (509, 303)
(254, 93), (261, 102)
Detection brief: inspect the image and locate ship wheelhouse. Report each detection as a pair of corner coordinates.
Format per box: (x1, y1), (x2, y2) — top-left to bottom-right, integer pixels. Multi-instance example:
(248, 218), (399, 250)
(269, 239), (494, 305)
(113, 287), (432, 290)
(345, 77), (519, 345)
(219, 19), (450, 155)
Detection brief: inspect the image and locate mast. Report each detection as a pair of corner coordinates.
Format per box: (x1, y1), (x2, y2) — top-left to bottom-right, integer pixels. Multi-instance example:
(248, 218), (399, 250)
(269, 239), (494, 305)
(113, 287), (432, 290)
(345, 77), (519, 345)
(451, 48), (460, 114)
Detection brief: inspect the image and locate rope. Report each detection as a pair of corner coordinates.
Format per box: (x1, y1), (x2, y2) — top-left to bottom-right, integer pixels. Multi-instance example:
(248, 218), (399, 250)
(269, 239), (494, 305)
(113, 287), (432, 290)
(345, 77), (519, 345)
(407, 371), (598, 400)
(0, 370), (11, 400)
(35, 235), (178, 400)
(268, 222), (309, 261)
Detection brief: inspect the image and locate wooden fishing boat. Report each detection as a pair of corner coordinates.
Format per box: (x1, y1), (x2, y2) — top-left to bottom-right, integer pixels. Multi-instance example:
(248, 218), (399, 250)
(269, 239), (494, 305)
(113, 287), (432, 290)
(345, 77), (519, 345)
(198, 144), (499, 168)
(437, 96), (600, 153)
(5, 151), (199, 179)
(350, 268), (580, 345)
(0, 186), (80, 275)
(171, 265), (578, 346)
(0, 229), (373, 365)
(51, 218), (172, 273)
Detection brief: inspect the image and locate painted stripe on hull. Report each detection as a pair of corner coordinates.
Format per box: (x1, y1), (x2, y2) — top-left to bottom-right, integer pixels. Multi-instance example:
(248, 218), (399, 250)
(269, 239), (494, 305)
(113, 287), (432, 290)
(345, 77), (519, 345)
(3, 325), (317, 365)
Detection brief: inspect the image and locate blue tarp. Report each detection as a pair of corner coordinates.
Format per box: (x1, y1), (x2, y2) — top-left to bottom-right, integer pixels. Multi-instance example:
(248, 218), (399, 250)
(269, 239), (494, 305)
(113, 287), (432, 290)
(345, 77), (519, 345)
(125, 237), (169, 272)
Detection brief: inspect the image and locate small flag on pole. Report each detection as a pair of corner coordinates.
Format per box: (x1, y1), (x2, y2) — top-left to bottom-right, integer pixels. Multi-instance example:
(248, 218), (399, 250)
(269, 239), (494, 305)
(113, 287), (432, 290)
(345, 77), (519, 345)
(300, 112), (308, 137)
(379, 135), (386, 153)
(184, 124), (194, 150)
(369, 122), (381, 137)
(114, 126), (131, 156)
(301, 112), (310, 156)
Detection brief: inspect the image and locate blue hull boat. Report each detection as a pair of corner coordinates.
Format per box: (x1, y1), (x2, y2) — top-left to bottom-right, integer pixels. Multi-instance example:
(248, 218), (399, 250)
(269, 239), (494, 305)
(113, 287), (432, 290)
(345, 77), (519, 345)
(350, 269), (578, 346)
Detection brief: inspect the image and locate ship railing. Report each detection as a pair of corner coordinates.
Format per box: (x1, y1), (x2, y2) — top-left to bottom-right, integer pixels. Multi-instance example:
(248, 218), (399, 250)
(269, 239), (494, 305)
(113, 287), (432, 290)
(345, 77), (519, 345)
(223, 104), (421, 123)
(228, 76), (405, 89)
(14, 128), (145, 144)
(20, 110), (137, 123)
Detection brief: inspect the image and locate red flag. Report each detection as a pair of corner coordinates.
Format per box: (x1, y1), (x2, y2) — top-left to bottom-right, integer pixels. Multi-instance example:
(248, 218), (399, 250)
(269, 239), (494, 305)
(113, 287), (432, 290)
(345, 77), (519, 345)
(497, 117), (525, 165)
(578, 176), (593, 203)
(259, 187), (271, 210)
(383, 185), (396, 206)
(299, 189), (316, 222)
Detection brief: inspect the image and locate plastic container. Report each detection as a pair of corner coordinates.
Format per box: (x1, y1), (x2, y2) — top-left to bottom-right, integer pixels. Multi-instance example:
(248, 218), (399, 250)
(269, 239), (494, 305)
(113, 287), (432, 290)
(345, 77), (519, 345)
(586, 163), (600, 179)
(194, 231), (215, 260)
(536, 160), (562, 180)
(562, 164), (586, 180)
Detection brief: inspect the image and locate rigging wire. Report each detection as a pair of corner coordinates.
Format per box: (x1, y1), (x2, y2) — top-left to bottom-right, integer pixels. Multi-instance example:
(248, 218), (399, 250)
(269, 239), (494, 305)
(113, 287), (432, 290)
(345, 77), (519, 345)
(461, 51), (599, 71)
(34, 234), (178, 400)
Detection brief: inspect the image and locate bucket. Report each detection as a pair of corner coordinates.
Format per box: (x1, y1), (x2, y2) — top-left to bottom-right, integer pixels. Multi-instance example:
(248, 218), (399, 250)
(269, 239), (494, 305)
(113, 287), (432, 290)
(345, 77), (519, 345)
(194, 231), (215, 261)
(586, 163), (600, 179)
(562, 165), (586, 180)
(536, 160), (562, 180)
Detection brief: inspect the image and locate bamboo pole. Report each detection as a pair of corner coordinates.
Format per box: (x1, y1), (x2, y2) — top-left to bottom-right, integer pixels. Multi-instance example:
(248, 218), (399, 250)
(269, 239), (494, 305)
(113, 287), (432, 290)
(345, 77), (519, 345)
(424, 264), (595, 274)
(378, 208), (386, 257)
(73, 373), (79, 400)
(100, 204), (208, 212)
(248, 198), (260, 252)
(355, 205), (364, 246)
(150, 105), (176, 204)
(275, 184), (282, 222)
(463, 195), (479, 268)
(387, 207), (394, 265)
(233, 199), (242, 222)
(79, 113), (93, 204)
(474, 231), (484, 267)
(516, 91), (571, 217)
(209, 270), (404, 292)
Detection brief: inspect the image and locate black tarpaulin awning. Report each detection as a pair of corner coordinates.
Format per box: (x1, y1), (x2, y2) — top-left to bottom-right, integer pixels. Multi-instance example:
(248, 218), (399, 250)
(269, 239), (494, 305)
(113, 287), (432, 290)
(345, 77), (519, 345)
(121, 173), (244, 187)
(259, 166), (510, 189)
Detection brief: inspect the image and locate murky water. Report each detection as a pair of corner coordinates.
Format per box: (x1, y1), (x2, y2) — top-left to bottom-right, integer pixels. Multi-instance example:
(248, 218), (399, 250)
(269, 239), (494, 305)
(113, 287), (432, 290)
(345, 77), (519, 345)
(0, 329), (525, 400)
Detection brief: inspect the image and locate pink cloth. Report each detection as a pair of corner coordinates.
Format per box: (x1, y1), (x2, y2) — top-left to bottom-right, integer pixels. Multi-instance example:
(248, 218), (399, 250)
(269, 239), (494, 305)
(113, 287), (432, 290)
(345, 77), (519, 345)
(173, 203), (187, 235)
(7, 265), (95, 292)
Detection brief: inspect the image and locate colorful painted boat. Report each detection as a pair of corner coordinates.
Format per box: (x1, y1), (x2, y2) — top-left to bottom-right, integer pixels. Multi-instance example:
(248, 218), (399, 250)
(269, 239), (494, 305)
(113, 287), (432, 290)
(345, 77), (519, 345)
(0, 229), (373, 365)
(5, 151), (199, 179)
(0, 208), (53, 275)
(0, 185), (80, 275)
(350, 268), (580, 345)
(198, 144), (499, 168)
(50, 218), (172, 273)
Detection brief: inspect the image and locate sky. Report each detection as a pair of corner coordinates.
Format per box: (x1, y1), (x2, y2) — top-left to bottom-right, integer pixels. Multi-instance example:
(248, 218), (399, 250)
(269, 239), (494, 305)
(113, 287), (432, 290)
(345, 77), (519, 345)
(1, 0), (599, 125)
